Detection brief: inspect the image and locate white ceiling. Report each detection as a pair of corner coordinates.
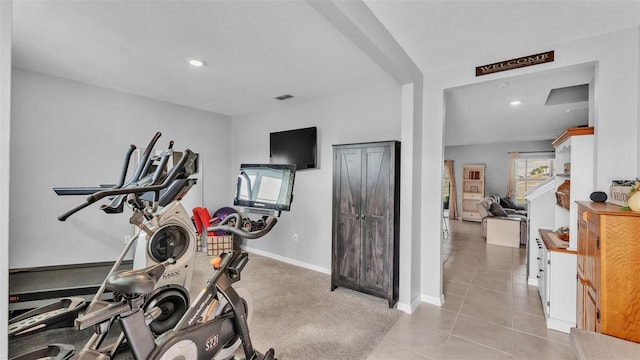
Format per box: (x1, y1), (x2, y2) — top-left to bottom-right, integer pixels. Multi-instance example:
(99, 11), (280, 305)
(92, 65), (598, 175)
(365, 1), (640, 74)
(444, 63), (594, 146)
(11, 1), (640, 145)
(11, 0), (394, 116)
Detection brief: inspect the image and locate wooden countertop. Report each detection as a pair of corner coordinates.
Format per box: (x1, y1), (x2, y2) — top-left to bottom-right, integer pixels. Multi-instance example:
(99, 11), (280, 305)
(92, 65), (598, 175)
(576, 201), (640, 217)
(539, 229), (575, 254)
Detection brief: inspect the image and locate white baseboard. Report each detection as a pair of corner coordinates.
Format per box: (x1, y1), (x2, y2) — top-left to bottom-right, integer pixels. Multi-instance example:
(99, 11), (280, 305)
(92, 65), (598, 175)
(391, 293), (444, 314)
(241, 245), (331, 275)
(546, 317), (574, 334)
(422, 293), (445, 307)
(396, 294), (422, 314)
(396, 302), (412, 313)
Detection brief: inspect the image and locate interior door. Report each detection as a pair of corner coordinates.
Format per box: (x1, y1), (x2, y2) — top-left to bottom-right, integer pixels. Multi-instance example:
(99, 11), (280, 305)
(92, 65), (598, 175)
(333, 147), (362, 286)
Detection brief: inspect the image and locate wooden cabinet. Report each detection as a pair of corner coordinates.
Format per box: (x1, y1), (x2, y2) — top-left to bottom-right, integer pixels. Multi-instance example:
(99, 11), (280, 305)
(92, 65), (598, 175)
(331, 141), (400, 308)
(461, 164), (485, 222)
(576, 201), (640, 342)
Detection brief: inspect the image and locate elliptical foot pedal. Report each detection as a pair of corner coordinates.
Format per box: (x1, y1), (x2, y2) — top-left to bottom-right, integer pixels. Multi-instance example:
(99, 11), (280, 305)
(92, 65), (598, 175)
(259, 348), (277, 360)
(8, 298), (86, 337)
(10, 343), (75, 360)
(263, 348), (277, 360)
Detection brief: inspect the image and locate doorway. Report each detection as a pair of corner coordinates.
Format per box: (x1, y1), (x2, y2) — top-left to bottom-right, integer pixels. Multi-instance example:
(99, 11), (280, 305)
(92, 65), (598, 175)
(441, 62), (596, 276)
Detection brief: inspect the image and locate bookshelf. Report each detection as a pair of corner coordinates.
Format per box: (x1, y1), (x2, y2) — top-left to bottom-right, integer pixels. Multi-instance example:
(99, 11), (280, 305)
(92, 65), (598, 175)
(461, 164), (485, 222)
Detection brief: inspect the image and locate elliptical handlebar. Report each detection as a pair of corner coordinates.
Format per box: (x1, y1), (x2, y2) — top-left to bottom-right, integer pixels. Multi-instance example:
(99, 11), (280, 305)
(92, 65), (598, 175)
(58, 132), (195, 222)
(208, 213), (277, 239)
(131, 131), (162, 184)
(116, 144), (138, 188)
(85, 149), (192, 204)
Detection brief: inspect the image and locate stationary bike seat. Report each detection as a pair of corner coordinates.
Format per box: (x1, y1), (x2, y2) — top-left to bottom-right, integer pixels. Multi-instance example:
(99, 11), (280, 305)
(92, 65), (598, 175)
(105, 265), (164, 295)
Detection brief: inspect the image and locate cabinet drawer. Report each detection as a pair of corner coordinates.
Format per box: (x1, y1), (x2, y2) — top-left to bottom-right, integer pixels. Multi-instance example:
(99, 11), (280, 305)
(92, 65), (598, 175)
(462, 211), (481, 220)
(463, 192), (483, 200)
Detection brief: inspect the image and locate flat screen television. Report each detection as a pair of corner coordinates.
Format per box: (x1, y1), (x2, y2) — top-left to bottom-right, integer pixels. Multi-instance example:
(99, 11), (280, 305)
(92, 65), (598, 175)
(270, 126), (317, 170)
(234, 164), (296, 213)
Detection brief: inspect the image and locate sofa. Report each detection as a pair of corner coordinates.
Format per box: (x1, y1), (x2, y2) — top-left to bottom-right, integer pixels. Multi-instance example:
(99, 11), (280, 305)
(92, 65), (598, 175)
(476, 195), (528, 247)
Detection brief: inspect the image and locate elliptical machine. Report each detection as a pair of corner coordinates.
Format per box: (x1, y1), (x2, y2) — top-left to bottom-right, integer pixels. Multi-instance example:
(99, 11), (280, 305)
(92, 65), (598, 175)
(62, 162), (296, 360)
(9, 132), (199, 359)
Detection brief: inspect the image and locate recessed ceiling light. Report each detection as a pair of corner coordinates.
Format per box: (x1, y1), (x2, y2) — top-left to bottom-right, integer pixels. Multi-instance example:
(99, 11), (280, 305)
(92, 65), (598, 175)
(496, 82), (509, 89)
(510, 100), (522, 106)
(188, 59), (206, 67)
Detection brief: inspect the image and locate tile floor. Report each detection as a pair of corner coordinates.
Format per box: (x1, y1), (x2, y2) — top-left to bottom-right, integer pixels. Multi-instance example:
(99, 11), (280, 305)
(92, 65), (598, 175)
(368, 218), (576, 360)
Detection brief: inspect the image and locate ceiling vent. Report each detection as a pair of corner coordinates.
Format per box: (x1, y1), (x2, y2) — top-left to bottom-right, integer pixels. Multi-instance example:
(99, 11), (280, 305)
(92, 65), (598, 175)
(545, 84), (588, 106)
(274, 94), (294, 101)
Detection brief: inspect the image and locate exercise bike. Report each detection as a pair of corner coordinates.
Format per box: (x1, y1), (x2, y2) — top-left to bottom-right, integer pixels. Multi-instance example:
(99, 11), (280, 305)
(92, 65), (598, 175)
(10, 133), (199, 359)
(72, 212), (279, 360)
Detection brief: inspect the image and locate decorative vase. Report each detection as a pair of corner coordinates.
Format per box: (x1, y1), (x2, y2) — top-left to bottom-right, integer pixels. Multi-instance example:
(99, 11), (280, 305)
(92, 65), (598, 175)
(628, 191), (640, 211)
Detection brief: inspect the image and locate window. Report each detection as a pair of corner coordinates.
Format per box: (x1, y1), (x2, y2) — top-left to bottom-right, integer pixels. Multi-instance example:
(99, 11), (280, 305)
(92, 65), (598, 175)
(513, 153), (554, 203)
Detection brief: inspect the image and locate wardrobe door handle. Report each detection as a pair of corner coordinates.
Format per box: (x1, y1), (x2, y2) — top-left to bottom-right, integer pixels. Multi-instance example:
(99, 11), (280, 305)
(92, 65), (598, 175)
(362, 214), (366, 220)
(355, 214), (359, 219)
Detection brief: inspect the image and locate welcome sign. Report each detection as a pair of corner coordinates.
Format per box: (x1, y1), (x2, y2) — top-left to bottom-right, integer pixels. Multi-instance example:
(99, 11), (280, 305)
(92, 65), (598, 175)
(476, 51), (554, 76)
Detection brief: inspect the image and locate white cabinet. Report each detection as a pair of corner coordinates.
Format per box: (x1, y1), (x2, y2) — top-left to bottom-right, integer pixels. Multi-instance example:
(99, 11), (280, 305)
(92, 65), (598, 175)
(536, 230), (577, 333)
(551, 127), (594, 250)
(461, 164), (485, 222)
(525, 127), (595, 333)
(525, 178), (556, 285)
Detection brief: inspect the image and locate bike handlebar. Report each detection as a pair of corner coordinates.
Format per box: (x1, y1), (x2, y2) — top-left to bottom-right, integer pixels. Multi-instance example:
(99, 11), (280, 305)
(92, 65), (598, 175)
(207, 213), (277, 239)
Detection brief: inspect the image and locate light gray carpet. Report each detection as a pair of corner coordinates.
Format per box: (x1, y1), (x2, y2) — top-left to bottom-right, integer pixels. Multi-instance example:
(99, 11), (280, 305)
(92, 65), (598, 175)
(191, 251), (403, 360)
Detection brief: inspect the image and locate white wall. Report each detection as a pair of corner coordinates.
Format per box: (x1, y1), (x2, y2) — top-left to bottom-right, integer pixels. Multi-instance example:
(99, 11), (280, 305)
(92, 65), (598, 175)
(10, 69), (232, 268)
(230, 81), (401, 272)
(402, 82), (424, 310)
(1, 0), (12, 351)
(445, 140), (554, 210)
(421, 26), (640, 302)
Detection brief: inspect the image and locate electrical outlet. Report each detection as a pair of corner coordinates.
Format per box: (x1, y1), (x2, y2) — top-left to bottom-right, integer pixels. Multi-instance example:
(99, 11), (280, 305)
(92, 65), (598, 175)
(293, 233), (298, 242)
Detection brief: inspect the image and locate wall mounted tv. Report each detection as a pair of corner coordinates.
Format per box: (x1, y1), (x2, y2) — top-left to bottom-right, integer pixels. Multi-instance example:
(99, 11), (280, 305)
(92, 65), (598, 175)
(269, 126), (317, 170)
